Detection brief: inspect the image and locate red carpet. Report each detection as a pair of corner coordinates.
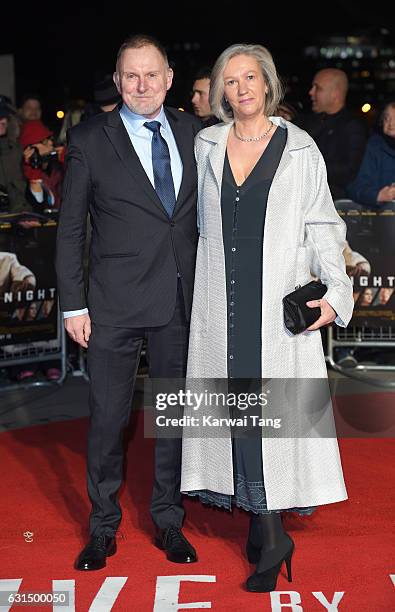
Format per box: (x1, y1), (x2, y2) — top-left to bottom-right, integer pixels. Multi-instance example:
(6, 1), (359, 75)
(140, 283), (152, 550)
(1, 411), (394, 611)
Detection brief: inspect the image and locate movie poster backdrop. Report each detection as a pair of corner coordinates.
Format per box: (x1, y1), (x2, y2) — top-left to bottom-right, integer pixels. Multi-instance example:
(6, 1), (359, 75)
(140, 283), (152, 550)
(1, 204), (393, 345)
(0, 216), (58, 346)
(337, 202), (395, 327)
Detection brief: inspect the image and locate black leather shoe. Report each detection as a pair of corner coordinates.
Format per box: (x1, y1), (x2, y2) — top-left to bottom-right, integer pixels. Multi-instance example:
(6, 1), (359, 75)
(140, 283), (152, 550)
(155, 526), (197, 563)
(74, 535), (116, 571)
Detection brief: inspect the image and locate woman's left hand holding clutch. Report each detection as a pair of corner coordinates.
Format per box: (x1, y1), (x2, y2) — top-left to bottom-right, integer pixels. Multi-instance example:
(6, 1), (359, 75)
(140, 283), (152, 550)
(305, 298), (336, 331)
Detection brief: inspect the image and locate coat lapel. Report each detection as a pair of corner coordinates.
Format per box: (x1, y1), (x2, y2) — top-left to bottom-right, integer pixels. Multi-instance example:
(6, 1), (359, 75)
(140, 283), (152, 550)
(270, 116), (311, 179)
(200, 117), (311, 190)
(201, 122), (232, 192)
(165, 108), (197, 215)
(263, 117), (312, 248)
(103, 107), (168, 217)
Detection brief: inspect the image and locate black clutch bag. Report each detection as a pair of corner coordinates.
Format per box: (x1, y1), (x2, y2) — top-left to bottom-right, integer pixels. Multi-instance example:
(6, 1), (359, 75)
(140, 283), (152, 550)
(283, 280), (327, 335)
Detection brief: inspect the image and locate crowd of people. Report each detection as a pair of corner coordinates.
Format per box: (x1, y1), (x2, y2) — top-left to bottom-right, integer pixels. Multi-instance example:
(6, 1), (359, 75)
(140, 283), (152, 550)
(0, 55), (394, 381)
(1, 65), (394, 218)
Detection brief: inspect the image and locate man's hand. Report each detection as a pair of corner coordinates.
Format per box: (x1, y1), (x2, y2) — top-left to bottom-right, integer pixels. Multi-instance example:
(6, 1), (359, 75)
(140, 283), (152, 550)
(306, 298), (336, 331)
(64, 313), (91, 348)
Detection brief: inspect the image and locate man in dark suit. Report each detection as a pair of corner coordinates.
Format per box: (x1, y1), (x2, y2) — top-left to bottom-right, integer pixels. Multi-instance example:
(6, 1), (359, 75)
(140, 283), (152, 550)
(295, 68), (367, 201)
(56, 34), (201, 570)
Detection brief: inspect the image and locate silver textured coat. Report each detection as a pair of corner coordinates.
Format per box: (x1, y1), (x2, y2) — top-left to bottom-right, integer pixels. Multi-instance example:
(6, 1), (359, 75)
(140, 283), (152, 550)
(181, 117), (354, 510)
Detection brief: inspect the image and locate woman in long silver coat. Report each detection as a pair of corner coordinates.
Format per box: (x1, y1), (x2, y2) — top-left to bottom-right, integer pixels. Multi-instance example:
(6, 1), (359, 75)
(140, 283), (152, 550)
(181, 43), (354, 593)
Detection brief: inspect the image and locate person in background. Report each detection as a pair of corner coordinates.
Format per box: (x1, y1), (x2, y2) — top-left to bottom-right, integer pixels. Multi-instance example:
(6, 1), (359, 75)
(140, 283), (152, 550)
(347, 100), (395, 206)
(191, 67), (219, 127)
(81, 74), (122, 121)
(275, 100), (298, 122)
(0, 94), (20, 141)
(59, 76), (121, 145)
(18, 94), (42, 123)
(58, 99), (86, 145)
(15, 94), (43, 141)
(0, 99), (31, 213)
(19, 120), (64, 210)
(295, 68), (367, 200)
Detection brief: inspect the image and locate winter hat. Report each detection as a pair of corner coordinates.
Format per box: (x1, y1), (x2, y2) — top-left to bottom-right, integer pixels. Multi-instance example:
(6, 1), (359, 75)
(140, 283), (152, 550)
(19, 120), (53, 148)
(0, 95), (14, 119)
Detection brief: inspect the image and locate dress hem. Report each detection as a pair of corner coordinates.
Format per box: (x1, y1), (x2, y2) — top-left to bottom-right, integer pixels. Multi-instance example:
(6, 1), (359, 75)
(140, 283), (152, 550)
(185, 490), (317, 516)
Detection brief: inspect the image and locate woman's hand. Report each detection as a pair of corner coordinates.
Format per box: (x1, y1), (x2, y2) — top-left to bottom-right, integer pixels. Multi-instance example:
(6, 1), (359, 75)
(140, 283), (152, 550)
(377, 185), (395, 202)
(305, 298), (336, 331)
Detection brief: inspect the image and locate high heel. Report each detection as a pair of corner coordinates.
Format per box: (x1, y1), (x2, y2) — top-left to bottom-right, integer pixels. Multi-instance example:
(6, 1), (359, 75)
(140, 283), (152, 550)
(246, 536), (294, 593)
(284, 547), (293, 582)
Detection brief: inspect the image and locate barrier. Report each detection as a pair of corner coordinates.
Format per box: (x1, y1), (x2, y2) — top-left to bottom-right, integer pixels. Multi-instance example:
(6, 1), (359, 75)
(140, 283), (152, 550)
(2, 199), (393, 390)
(0, 213), (67, 390)
(0, 311), (67, 390)
(327, 200), (395, 385)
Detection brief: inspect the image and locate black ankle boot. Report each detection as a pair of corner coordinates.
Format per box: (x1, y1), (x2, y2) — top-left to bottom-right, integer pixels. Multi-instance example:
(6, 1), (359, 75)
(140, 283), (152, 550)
(246, 534), (294, 593)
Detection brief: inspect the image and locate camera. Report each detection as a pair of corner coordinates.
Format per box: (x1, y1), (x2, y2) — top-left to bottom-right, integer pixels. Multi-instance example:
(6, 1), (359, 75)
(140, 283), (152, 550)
(29, 147), (58, 169)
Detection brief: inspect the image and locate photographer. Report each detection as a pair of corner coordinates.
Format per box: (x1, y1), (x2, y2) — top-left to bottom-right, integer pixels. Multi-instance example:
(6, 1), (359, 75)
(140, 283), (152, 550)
(0, 99), (32, 213)
(19, 120), (64, 210)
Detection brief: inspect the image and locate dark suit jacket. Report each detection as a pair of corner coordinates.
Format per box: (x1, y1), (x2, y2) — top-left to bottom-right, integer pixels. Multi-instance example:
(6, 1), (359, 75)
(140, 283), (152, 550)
(55, 106), (201, 327)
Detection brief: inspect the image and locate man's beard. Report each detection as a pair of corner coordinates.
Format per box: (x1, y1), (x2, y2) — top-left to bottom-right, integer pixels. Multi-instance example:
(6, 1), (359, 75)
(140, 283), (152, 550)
(127, 97), (161, 117)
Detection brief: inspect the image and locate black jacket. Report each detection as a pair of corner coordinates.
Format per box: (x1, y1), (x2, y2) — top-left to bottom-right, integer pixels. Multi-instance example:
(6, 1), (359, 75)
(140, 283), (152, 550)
(347, 132), (395, 206)
(56, 106), (201, 327)
(295, 108), (367, 200)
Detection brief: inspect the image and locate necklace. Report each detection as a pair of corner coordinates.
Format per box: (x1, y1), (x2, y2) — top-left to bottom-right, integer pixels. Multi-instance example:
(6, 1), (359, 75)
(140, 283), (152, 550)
(234, 121), (274, 142)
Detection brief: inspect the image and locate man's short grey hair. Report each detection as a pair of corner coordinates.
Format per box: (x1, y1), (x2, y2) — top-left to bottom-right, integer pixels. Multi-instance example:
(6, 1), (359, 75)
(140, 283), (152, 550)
(209, 43), (283, 122)
(115, 34), (169, 75)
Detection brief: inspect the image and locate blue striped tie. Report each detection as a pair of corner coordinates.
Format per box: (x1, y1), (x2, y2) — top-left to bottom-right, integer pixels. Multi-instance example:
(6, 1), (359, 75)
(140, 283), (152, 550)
(144, 120), (176, 218)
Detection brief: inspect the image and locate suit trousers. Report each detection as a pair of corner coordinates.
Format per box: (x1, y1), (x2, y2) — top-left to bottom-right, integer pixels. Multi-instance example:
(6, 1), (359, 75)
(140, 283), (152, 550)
(86, 282), (189, 536)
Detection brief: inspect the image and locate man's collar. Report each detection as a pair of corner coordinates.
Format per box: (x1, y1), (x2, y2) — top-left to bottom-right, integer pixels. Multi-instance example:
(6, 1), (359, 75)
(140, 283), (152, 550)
(319, 107), (346, 121)
(119, 104), (168, 132)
